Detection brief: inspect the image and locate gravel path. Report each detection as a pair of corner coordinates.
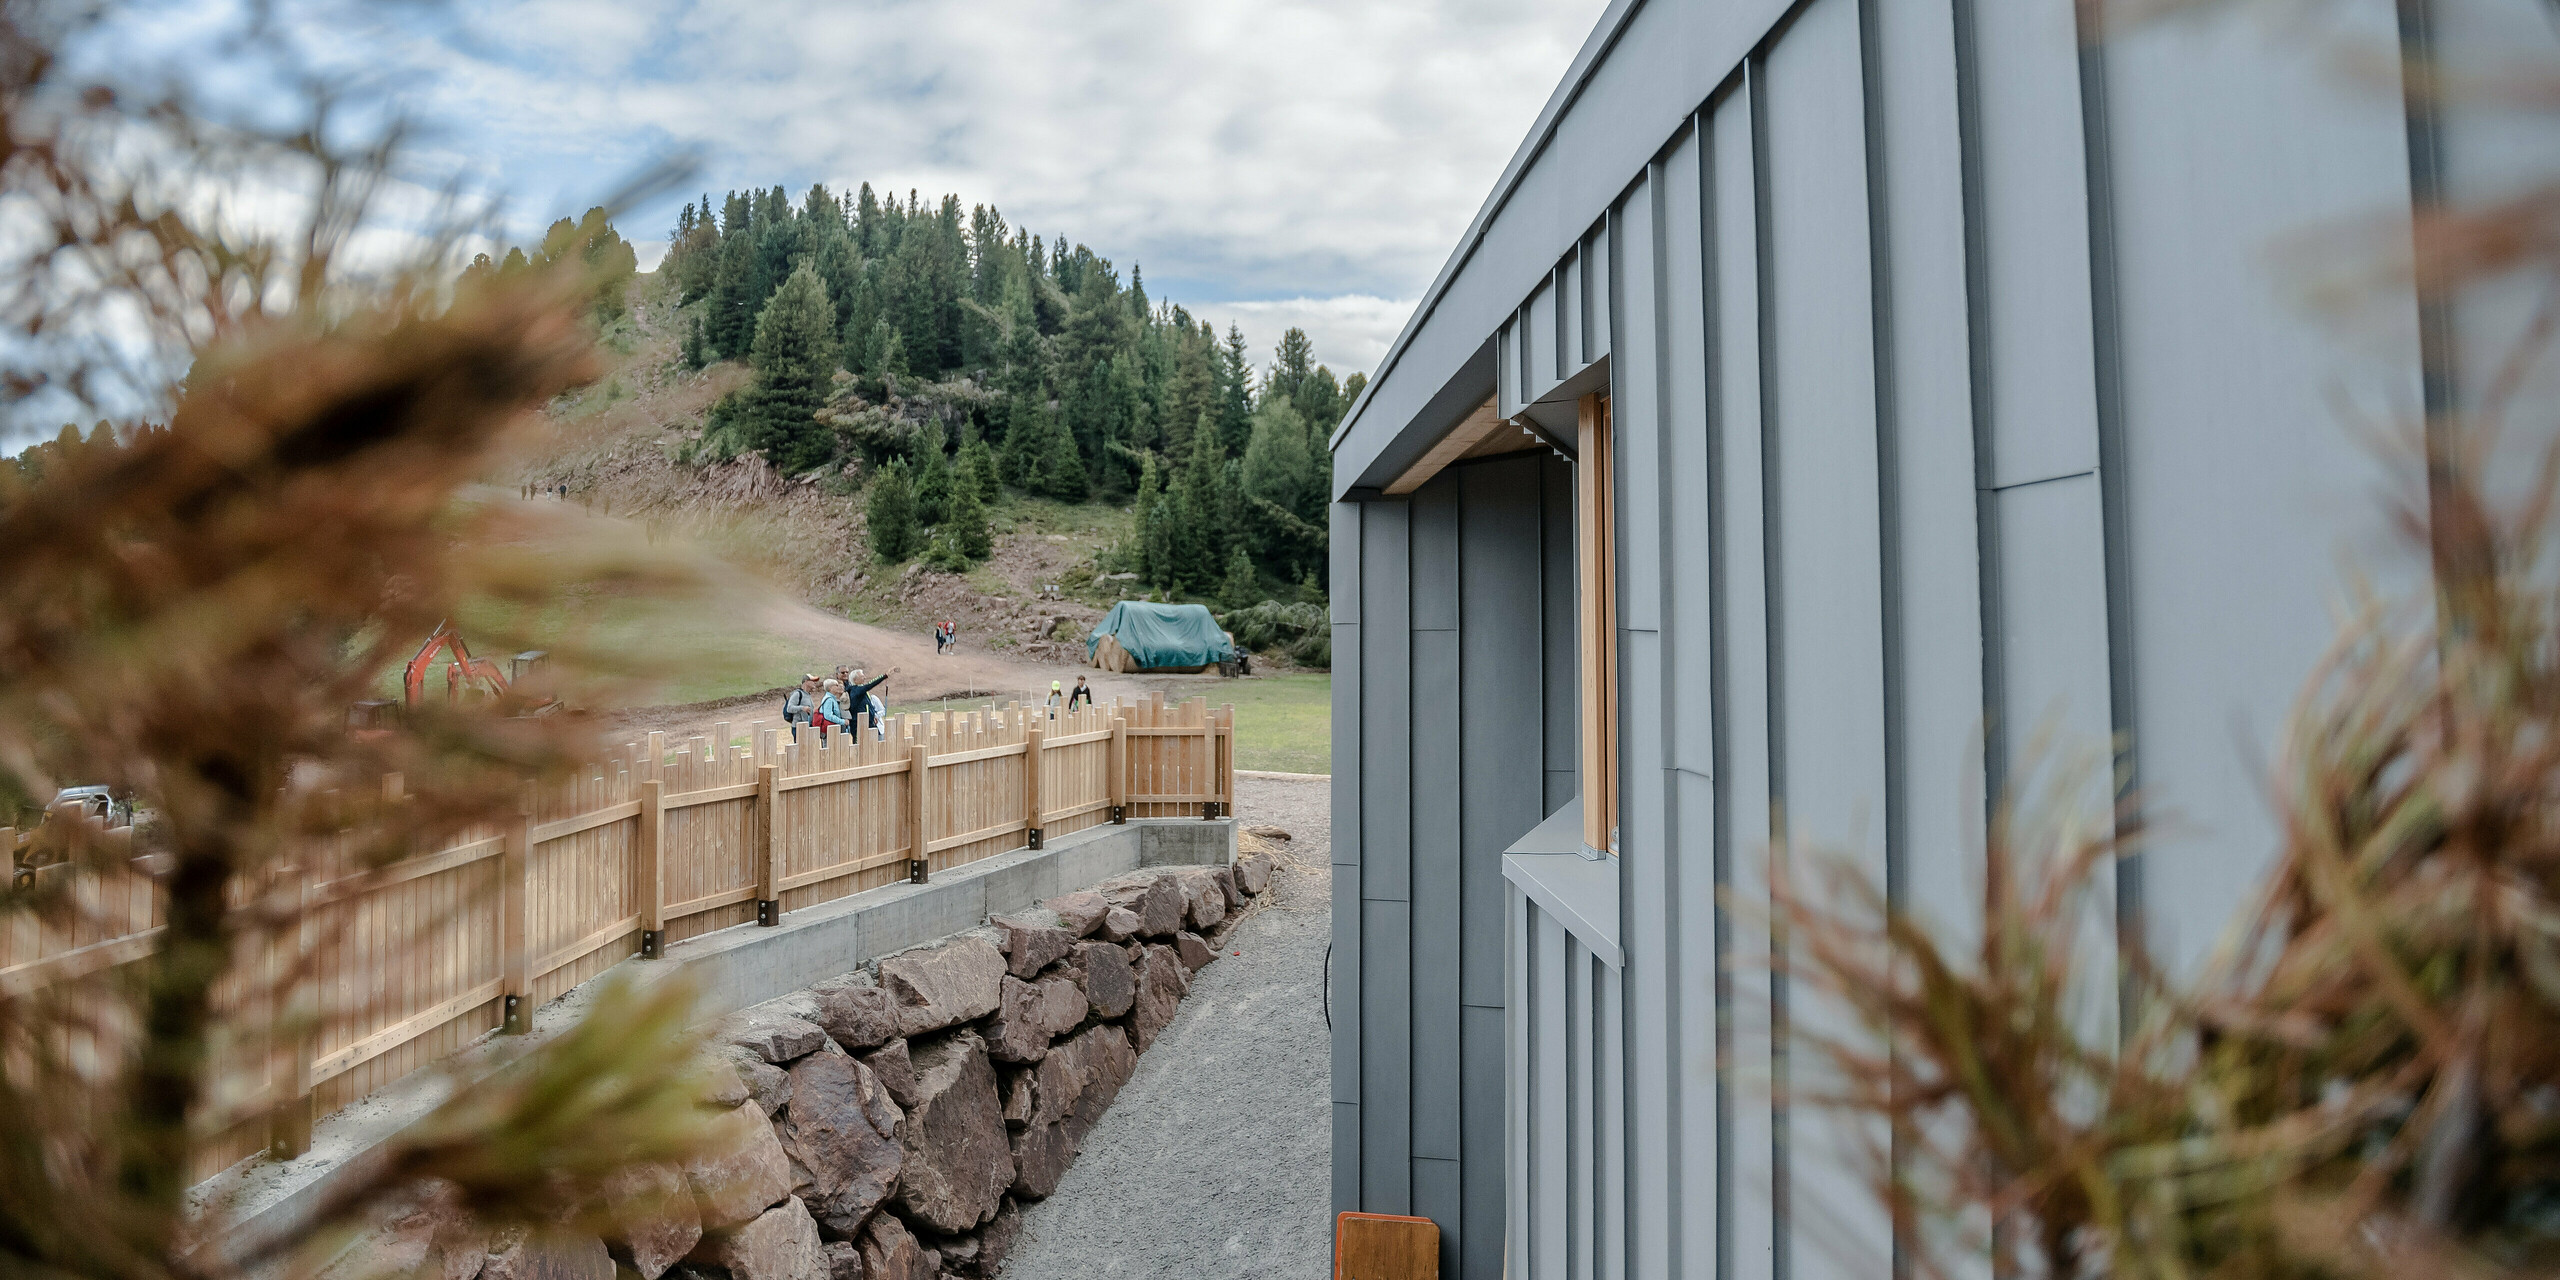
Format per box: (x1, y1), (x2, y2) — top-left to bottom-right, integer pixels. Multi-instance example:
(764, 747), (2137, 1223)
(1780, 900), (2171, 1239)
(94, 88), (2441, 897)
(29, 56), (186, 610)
(1002, 775), (1333, 1279)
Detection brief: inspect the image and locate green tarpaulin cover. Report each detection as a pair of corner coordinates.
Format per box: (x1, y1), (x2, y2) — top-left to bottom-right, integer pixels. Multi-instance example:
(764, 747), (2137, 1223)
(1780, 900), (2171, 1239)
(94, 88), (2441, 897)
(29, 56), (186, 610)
(1087, 602), (1235, 669)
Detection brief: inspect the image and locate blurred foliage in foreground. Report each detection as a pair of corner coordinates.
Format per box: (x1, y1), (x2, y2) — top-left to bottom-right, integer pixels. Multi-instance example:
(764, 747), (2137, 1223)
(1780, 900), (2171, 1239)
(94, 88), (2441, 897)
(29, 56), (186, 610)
(0, 3), (741, 1276)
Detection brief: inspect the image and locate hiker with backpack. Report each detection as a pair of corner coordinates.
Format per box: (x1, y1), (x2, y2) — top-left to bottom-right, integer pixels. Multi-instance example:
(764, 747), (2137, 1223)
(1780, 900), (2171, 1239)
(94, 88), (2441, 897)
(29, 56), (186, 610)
(782, 675), (817, 742)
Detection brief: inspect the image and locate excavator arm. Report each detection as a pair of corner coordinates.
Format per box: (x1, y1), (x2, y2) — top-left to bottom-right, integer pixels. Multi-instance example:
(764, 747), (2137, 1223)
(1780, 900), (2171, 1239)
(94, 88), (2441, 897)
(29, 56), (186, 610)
(403, 621), (512, 706)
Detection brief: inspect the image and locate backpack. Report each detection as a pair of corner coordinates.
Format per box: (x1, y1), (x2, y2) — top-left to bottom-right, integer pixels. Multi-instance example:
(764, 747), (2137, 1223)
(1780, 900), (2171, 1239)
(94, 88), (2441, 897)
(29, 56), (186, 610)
(783, 687), (811, 721)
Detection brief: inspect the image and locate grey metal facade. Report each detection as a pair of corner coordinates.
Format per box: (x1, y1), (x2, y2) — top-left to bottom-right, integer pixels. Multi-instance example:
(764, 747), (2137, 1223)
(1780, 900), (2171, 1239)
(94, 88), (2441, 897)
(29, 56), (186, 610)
(1326, 0), (2526, 1274)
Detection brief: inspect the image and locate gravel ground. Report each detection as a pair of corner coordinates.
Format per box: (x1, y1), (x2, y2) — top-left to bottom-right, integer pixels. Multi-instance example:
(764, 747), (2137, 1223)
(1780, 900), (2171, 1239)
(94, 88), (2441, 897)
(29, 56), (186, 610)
(1002, 775), (1334, 1279)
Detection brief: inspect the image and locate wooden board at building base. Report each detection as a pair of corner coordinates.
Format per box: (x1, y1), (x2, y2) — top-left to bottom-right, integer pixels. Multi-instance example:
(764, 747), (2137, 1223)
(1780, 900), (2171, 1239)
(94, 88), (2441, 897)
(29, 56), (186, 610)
(1334, 1212), (1439, 1280)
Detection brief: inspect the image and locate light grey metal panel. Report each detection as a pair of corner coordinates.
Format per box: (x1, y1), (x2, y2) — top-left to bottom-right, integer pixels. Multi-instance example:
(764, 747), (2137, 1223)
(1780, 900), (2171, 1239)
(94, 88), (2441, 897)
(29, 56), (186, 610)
(1968, 0), (2102, 488)
(1872, 0), (1991, 966)
(1617, 624), (1673, 1276)
(1993, 475), (2117, 824)
(1585, 220), (1613, 367)
(1462, 1003), (1507, 1279)
(1332, 501), (1362, 625)
(1508, 888), (1532, 1279)
(1543, 457), (1580, 790)
(1414, 481), (1462, 632)
(1462, 456), (1550, 1008)
(1990, 474), (2118, 1045)
(1663, 118), (1718, 781)
(1333, 861), (1362, 1100)
(1763, 2), (1895, 1272)
(1499, 317), (1523, 420)
(1532, 908), (1570, 1280)
(1362, 501), (1413, 902)
(2100, 0), (2422, 973)
(1528, 274), (1561, 406)
(1597, 958), (1628, 1280)
(1669, 766), (1719, 1273)
(1362, 898), (1413, 1214)
(1415, 1157), (1464, 1280)
(1560, 249), (1585, 382)
(1413, 626), (1465, 1162)
(1566, 936), (1594, 1280)
(1711, 77), (1780, 1280)
(1613, 168), (1666, 635)
(1335, 1102), (1360, 1218)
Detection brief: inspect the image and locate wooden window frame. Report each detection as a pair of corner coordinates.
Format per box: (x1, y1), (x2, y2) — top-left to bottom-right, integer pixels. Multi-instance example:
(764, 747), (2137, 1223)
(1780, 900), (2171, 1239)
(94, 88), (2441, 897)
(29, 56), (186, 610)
(1575, 392), (1617, 858)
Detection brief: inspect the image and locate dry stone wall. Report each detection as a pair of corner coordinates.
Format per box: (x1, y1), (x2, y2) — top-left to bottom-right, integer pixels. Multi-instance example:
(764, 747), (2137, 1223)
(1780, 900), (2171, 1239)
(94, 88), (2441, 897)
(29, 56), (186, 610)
(369, 853), (1273, 1280)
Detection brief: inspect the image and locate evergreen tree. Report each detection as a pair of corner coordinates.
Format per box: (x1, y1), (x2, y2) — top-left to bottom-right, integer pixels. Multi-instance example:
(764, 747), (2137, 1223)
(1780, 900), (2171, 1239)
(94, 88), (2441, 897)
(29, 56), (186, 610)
(1218, 324), (1254, 454)
(1220, 544), (1260, 611)
(1134, 454), (1173, 590)
(707, 229), (763, 357)
(734, 263), (839, 472)
(867, 458), (919, 562)
(911, 421), (952, 527)
(958, 437), (1000, 504)
(680, 315), (708, 370)
(1032, 404), (1088, 502)
(946, 472), (992, 561)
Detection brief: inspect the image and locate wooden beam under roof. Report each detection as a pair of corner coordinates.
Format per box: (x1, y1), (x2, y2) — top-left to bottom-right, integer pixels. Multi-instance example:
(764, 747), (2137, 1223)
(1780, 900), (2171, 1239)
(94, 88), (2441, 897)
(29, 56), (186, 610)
(1382, 398), (1528, 495)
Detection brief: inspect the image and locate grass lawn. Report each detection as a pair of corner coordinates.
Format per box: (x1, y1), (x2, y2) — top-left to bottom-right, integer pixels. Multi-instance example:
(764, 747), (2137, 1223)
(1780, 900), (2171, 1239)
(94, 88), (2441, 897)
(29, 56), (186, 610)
(1218, 673), (1331, 774)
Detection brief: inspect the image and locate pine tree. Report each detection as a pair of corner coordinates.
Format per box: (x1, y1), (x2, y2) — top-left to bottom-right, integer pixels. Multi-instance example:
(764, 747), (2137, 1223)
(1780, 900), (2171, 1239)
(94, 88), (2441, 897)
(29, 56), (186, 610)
(1033, 404), (1088, 502)
(946, 473), (992, 561)
(911, 421), (952, 527)
(1134, 454), (1174, 591)
(958, 437), (1000, 503)
(680, 315), (708, 370)
(707, 230), (762, 357)
(734, 263), (839, 472)
(867, 458), (919, 562)
(1220, 544), (1260, 611)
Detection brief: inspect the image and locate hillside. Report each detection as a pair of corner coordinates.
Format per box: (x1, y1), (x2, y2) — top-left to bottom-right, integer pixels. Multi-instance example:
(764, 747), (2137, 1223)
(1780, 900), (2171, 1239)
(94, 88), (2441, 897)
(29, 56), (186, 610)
(511, 271), (1333, 681)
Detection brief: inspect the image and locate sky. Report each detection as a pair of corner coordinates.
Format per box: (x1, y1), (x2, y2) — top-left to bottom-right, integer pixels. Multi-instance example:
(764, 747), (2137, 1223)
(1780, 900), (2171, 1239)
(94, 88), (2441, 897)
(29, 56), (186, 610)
(367, 0), (1609, 381)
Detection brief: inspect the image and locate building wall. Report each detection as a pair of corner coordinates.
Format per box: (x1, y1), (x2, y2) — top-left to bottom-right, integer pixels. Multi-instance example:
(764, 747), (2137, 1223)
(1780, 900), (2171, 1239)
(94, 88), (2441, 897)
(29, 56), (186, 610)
(1331, 0), (2434, 1276)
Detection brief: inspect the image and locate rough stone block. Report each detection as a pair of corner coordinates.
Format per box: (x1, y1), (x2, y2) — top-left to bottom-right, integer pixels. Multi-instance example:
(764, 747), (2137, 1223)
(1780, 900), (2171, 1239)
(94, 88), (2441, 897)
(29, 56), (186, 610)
(891, 1031), (1014, 1234)
(689, 1196), (825, 1280)
(991, 911), (1077, 980)
(1097, 872), (1185, 938)
(1041, 890), (1108, 937)
(856, 1037), (920, 1111)
(694, 1055), (751, 1111)
(600, 1162), (703, 1280)
(1169, 867), (1225, 930)
(998, 1065), (1033, 1130)
(812, 980), (901, 1052)
(777, 1051), (904, 1238)
(1095, 905), (1142, 943)
(1060, 941), (1134, 1020)
(1234, 849), (1272, 896)
(682, 1101), (796, 1231)
(723, 1045), (791, 1116)
(857, 1211), (935, 1280)
(1006, 1121), (1074, 1201)
(928, 1197), (1022, 1278)
(721, 1009), (831, 1065)
(481, 1228), (614, 1280)
(1129, 944), (1187, 1054)
(1173, 930), (1215, 973)
(820, 1240), (864, 1280)
(877, 938), (1006, 1038)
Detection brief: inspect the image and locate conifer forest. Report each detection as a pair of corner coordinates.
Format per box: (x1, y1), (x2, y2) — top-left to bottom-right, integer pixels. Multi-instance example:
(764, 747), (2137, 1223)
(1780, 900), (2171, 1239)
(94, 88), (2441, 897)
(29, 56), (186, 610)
(648, 183), (1361, 602)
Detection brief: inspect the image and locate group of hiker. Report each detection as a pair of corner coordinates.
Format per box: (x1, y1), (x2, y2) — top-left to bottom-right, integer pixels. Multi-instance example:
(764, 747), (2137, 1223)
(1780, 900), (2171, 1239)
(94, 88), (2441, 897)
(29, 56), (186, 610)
(932, 619), (959, 655)
(781, 664), (892, 744)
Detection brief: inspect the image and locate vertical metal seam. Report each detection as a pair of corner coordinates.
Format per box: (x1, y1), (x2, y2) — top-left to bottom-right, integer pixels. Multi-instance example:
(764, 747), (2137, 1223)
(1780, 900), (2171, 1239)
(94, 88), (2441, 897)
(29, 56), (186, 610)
(1747, 52), (1792, 1280)
(2071, 0), (2142, 1027)
(1948, 0), (2007, 824)
(1853, 0), (1910, 1273)
(1697, 91), (1739, 1280)
(1646, 150), (1686, 1272)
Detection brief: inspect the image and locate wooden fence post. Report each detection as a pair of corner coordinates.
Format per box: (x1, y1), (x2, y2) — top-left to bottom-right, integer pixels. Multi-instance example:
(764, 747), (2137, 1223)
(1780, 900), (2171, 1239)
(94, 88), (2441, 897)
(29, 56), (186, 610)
(268, 867), (315, 1158)
(1108, 713), (1128, 823)
(907, 740), (931, 884)
(501, 799), (533, 1034)
(756, 763), (781, 926)
(1024, 725), (1044, 849)
(645, 731), (665, 785)
(638, 779), (665, 958)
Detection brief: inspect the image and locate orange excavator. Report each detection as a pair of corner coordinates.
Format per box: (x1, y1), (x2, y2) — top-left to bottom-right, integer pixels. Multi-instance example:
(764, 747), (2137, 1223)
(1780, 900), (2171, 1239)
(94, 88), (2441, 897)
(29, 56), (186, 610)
(351, 623), (557, 731)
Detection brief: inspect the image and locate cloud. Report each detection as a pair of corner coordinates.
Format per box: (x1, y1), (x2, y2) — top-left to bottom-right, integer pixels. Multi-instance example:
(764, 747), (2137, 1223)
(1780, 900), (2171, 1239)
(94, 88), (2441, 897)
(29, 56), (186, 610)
(397, 0), (1606, 367)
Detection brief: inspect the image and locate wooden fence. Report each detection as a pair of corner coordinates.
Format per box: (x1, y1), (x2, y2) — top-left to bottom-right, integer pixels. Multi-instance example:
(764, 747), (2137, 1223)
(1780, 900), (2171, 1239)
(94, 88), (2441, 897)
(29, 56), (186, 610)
(0, 692), (1231, 1176)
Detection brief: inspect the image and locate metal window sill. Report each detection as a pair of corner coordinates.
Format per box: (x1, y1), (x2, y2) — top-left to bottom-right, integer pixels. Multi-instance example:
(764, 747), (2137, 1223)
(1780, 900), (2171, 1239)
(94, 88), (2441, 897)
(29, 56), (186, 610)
(1500, 798), (1622, 968)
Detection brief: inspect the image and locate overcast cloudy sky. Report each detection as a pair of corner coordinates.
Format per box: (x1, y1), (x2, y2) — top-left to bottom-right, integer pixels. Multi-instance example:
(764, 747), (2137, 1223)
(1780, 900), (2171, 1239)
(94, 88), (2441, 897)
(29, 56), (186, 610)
(355, 0), (1606, 380)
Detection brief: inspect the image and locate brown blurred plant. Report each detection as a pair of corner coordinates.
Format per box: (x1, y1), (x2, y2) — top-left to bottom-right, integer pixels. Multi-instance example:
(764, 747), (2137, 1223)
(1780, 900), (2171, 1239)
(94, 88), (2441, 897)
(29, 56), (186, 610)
(0, 4), (728, 1277)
